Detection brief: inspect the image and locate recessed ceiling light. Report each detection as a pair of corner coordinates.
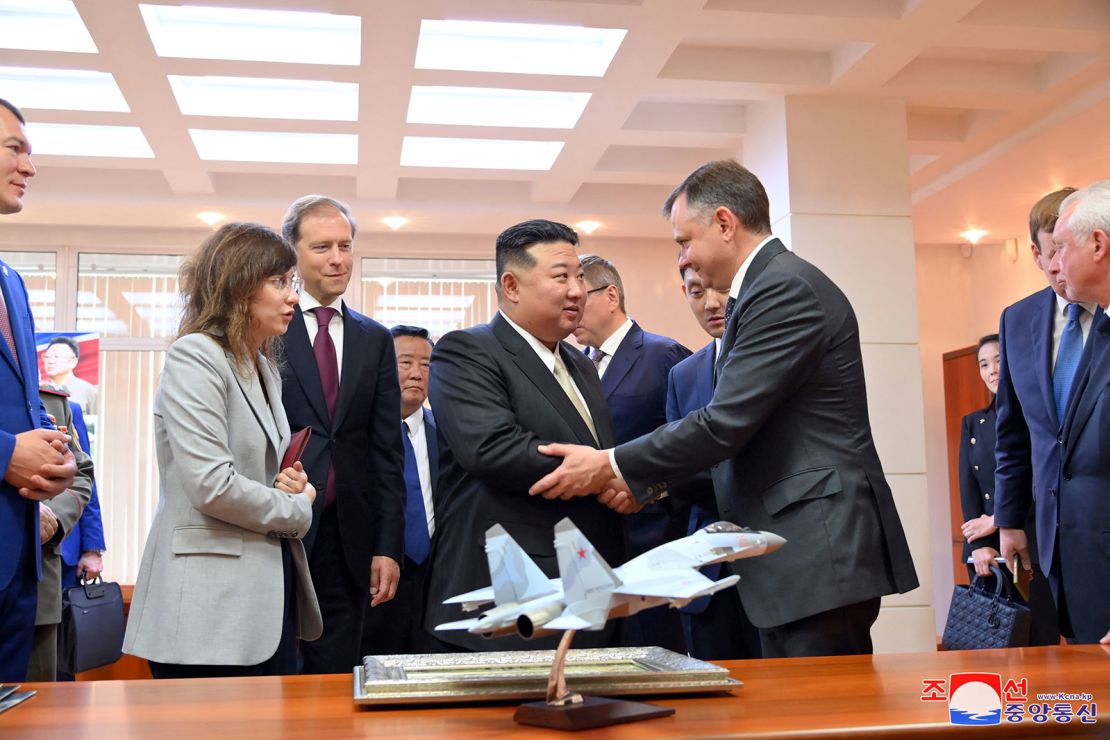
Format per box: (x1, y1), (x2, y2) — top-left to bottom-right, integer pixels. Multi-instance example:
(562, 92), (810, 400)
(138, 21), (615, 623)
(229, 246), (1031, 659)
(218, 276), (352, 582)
(188, 129), (358, 164)
(196, 211), (225, 227)
(168, 75), (358, 121)
(139, 4), (360, 65)
(400, 136), (564, 170)
(0, 0), (97, 53)
(415, 19), (626, 77)
(0, 66), (128, 112)
(960, 228), (988, 244)
(575, 220), (601, 235)
(407, 86), (590, 129)
(26, 123), (153, 158)
(381, 216), (408, 231)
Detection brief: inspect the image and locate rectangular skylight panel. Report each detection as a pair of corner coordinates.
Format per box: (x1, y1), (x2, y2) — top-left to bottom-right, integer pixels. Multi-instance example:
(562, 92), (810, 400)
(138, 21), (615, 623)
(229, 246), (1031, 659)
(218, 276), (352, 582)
(26, 123), (153, 158)
(408, 86), (590, 129)
(139, 4), (360, 65)
(168, 75), (358, 121)
(416, 20), (625, 77)
(0, 67), (128, 112)
(401, 136), (564, 170)
(189, 129), (357, 164)
(0, 0), (97, 53)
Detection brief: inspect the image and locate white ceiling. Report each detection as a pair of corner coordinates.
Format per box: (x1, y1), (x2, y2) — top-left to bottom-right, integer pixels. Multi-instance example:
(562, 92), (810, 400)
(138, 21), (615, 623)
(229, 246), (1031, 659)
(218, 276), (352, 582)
(3, 0), (1109, 246)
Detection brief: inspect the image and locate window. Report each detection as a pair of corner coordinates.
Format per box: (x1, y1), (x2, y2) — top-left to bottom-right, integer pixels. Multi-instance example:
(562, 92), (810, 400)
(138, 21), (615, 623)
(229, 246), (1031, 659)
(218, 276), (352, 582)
(0, 250), (57, 330)
(360, 257), (497, 338)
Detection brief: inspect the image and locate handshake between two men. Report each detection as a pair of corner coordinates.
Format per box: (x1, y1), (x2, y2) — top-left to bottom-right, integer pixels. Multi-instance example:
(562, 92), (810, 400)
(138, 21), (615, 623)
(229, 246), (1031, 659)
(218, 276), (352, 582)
(530, 443), (641, 515)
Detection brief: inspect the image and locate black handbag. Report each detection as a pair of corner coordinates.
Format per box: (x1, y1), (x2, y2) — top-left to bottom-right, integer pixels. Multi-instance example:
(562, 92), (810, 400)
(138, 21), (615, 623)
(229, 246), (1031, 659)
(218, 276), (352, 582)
(941, 564), (1031, 650)
(58, 576), (125, 673)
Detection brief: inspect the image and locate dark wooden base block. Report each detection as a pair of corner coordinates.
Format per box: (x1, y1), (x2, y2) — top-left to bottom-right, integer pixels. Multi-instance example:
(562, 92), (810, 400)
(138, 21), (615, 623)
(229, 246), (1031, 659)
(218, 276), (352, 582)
(513, 695), (675, 731)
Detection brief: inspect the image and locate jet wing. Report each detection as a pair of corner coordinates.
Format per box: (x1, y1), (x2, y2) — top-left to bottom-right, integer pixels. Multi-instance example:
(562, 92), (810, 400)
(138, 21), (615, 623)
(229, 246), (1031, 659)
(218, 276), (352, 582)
(613, 570), (737, 600)
(434, 617), (483, 632)
(543, 614), (594, 631)
(442, 586), (496, 611)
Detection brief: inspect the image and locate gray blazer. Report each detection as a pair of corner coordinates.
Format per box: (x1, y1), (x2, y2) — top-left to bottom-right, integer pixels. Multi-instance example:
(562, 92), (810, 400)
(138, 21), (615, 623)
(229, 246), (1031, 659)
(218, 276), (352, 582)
(124, 333), (322, 666)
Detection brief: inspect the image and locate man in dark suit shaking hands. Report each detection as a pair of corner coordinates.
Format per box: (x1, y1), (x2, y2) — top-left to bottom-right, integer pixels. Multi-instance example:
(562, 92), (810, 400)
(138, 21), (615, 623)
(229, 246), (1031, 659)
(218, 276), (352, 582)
(531, 160), (919, 658)
(280, 196), (406, 672)
(424, 219), (623, 652)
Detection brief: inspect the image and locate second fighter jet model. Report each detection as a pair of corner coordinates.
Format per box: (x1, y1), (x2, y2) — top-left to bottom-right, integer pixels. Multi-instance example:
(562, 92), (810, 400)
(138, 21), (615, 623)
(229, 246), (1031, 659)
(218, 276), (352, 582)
(436, 518), (785, 640)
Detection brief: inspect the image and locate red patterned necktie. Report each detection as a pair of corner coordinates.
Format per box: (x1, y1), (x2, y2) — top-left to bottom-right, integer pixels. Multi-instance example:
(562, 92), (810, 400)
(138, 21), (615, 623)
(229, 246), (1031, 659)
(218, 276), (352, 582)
(0, 291), (21, 369)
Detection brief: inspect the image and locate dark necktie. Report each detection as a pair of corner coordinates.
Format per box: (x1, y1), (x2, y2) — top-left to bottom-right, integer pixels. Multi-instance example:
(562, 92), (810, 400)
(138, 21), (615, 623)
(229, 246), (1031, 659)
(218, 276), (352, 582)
(590, 348), (606, 372)
(402, 420), (430, 564)
(1053, 302), (1084, 422)
(0, 291), (20, 369)
(313, 307), (339, 507)
(725, 296), (737, 324)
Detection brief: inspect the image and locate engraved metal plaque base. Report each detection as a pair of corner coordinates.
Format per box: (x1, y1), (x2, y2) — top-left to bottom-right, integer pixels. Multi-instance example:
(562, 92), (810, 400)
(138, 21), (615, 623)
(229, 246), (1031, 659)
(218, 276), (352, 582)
(353, 646), (739, 706)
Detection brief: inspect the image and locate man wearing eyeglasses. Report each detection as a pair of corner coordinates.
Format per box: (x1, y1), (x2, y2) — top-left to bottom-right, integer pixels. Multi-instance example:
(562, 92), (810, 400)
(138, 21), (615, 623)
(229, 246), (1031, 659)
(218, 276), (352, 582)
(572, 254), (691, 652)
(279, 195), (406, 673)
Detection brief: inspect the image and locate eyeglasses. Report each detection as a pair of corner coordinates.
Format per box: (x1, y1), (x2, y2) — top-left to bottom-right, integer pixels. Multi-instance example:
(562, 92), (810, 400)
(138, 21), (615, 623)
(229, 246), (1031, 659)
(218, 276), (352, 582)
(586, 284), (611, 295)
(269, 274), (304, 295)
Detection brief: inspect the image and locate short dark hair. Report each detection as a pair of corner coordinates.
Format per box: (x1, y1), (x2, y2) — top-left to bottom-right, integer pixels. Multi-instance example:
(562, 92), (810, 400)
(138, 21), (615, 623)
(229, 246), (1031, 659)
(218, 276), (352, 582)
(0, 98), (26, 124)
(495, 219), (578, 287)
(281, 194), (357, 246)
(977, 334), (999, 353)
(47, 336), (80, 360)
(1029, 188), (1076, 249)
(579, 254), (625, 313)
(390, 324), (434, 348)
(663, 159), (771, 235)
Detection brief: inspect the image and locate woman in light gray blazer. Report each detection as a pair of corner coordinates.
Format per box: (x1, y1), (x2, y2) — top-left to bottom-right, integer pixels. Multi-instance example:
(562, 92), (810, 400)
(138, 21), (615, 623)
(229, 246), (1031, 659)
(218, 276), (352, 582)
(124, 223), (322, 678)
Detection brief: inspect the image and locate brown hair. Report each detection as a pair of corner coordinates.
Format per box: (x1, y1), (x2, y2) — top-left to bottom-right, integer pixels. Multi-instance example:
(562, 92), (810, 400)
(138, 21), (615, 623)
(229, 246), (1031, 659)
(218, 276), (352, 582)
(178, 222), (297, 374)
(1029, 187), (1076, 249)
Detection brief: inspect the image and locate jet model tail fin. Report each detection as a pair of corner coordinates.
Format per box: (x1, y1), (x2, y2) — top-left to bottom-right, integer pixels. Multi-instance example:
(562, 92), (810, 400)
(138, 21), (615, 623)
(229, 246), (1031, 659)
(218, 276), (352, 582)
(485, 524), (554, 605)
(554, 517), (621, 605)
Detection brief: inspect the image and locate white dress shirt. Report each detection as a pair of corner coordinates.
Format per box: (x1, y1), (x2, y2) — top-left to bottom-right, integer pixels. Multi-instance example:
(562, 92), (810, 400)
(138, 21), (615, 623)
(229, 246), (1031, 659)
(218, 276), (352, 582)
(299, 291), (345, 381)
(404, 407), (435, 537)
(593, 317), (633, 379)
(498, 310), (594, 424)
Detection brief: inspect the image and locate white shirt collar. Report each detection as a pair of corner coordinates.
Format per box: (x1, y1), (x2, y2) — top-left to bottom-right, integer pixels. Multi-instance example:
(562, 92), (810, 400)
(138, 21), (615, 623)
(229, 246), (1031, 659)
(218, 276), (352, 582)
(597, 317), (634, 358)
(404, 406), (425, 435)
(1054, 292), (1096, 317)
(299, 290), (344, 315)
(498, 310), (560, 372)
(728, 235), (778, 301)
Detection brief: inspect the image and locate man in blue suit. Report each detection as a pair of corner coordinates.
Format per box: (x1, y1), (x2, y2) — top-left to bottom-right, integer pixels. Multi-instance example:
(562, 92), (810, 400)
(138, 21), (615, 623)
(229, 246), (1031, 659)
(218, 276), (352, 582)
(994, 187), (1099, 642)
(59, 403), (106, 591)
(1, 97), (79, 681)
(361, 325), (450, 654)
(574, 254), (691, 650)
(666, 267), (760, 659)
(1035, 180), (1110, 644)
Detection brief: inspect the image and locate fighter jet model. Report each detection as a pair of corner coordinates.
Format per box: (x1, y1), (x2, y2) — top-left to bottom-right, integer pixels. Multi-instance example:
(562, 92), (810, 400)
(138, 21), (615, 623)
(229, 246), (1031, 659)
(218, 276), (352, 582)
(436, 518), (785, 640)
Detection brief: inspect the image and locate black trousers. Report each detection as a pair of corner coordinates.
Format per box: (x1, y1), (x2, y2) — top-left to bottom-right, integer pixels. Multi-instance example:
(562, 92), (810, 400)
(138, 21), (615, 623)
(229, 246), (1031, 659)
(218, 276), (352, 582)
(361, 556), (439, 656)
(682, 585), (762, 660)
(150, 540), (298, 679)
(300, 506), (365, 674)
(758, 597), (882, 658)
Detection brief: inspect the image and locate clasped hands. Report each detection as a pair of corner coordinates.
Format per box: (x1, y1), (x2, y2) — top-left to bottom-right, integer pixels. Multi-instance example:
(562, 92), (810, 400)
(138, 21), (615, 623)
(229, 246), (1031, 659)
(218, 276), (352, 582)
(6, 428), (78, 501)
(274, 460), (316, 504)
(529, 443), (642, 514)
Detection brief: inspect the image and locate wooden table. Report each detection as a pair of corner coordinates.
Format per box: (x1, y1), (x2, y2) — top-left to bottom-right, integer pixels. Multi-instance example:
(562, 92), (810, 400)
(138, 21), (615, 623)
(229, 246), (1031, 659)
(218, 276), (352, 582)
(4, 645), (1108, 738)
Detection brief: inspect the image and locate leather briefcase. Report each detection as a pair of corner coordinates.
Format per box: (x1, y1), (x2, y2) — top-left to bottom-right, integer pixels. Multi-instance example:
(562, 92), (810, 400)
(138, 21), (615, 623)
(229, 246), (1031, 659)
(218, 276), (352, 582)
(941, 564), (1031, 651)
(58, 576), (125, 674)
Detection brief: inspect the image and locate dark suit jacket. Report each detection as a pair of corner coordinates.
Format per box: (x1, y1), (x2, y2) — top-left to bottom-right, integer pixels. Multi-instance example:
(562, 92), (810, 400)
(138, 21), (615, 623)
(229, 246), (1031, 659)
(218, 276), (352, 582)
(280, 303), (406, 586)
(959, 404), (1001, 560)
(599, 322), (691, 445)
(425, 313), (623, 651)
(1054, 315), (1110, 642)
(994, 287), (1102, 578)
(614, 240), (919, 629)
(666, 341), (722, 614)
(1, 261), (54, 589)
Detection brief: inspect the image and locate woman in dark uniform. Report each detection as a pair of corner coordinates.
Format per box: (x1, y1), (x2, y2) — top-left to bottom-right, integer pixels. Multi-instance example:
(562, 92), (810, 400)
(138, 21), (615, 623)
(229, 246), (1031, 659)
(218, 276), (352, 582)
(958, 334), (1059, 645)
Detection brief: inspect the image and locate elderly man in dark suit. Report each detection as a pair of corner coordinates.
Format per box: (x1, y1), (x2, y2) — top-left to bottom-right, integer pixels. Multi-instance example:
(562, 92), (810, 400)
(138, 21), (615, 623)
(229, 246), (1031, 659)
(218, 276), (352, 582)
(280, 195), (406, 673)
(1, 97), (78, 682)
(572, 254), (690, 651)
(1035, 180), (1110, 644)
(424, 219), (623, 652)
(531, 160), (919, 658)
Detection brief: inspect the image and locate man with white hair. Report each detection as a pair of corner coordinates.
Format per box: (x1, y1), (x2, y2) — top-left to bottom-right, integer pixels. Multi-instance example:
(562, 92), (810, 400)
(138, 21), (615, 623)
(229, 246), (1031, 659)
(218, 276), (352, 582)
(1029, 180), (1110, 644)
